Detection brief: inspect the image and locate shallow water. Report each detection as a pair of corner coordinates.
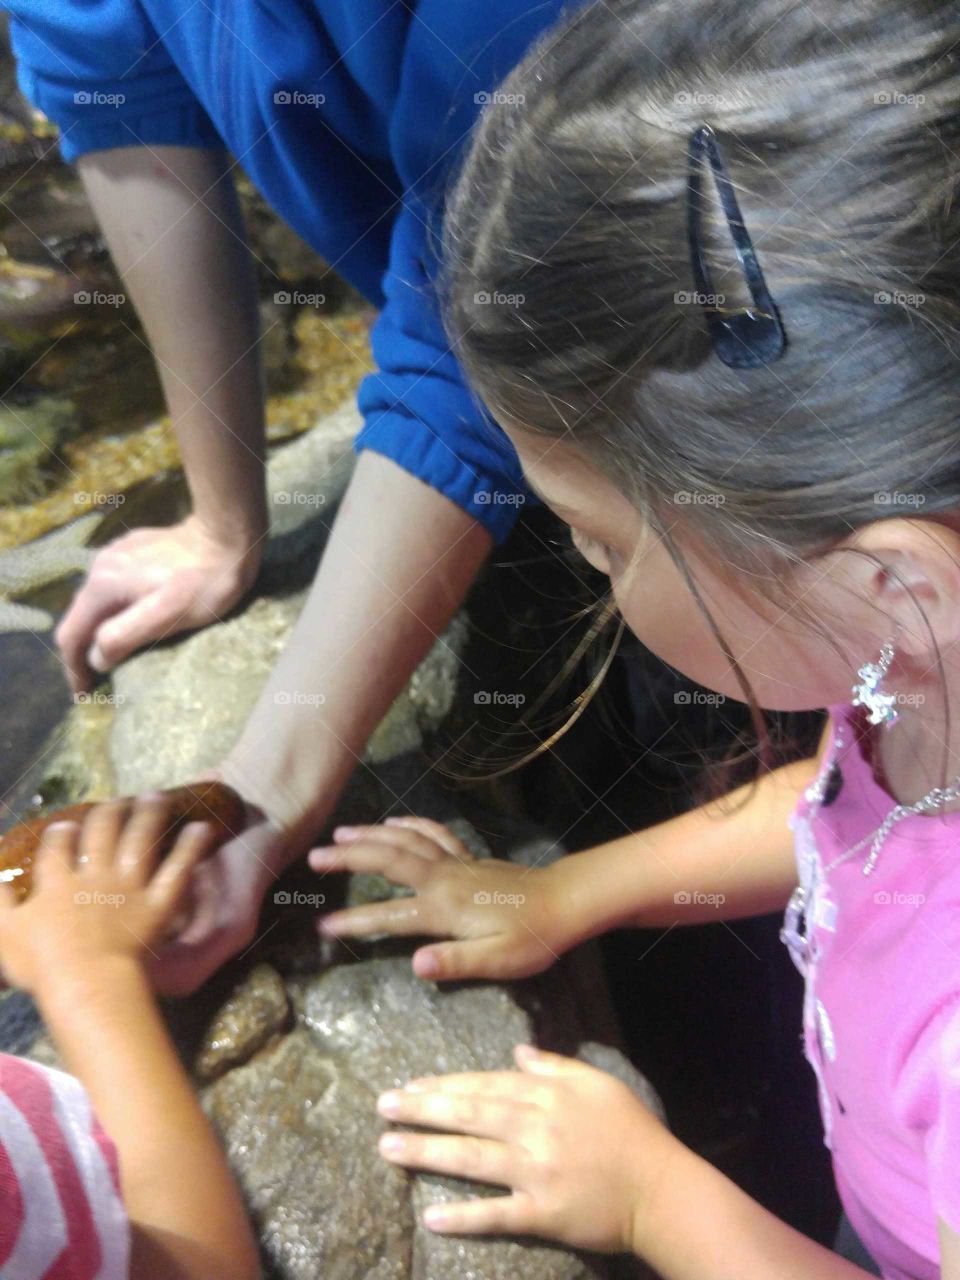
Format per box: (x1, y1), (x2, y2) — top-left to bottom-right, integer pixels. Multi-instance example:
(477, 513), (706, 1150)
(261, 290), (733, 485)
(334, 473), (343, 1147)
(0, 75), (373, 827)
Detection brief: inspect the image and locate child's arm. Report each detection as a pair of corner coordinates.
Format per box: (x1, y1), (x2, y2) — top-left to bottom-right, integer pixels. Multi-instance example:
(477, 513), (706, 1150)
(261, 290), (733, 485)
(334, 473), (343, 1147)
(310, 752), (819, 981)
(559, 752), (818, 939)
(632, 1133), (872, 1280)
(0, 799), (261, 1280)
(375, 1043), (874, 1278)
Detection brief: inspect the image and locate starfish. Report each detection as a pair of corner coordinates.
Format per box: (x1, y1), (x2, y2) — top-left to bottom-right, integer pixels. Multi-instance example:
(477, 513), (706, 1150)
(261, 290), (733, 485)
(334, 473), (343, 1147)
(0, 513), (102, 633)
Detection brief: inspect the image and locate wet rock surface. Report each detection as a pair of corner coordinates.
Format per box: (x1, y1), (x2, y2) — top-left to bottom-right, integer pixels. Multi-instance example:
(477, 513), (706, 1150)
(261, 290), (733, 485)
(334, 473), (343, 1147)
(0, 397), (662, 1278)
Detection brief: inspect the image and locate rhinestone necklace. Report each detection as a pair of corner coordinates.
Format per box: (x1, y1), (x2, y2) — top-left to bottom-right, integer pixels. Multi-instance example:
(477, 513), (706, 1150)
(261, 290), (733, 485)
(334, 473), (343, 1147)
(812, 718), (960, 878)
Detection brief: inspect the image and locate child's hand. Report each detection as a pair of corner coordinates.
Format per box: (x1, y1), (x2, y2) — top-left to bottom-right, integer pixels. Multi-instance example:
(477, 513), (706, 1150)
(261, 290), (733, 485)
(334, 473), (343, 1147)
(376, 1044), (679, 1255)
(0, 794), (219, 997)
(309, 817), (576, 981)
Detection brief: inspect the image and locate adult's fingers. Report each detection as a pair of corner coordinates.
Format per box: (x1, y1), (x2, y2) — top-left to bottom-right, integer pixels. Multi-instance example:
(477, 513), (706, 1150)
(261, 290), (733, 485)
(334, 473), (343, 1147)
(147, 821), (219, 918)
(90, 582), (201, 672)
(55, 575), (133, 693)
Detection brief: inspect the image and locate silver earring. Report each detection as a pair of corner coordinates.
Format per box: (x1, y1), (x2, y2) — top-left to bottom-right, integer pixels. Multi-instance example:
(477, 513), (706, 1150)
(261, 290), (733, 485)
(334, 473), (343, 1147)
(852, 638), (899, 727)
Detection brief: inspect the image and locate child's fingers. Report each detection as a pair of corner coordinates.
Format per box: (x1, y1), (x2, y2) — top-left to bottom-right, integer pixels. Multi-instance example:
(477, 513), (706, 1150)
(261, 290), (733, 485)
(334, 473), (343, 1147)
(0, 881), (18, 914)
(514, 1044), (592, 1079)
(382, 816), (474, 861)
(114, 793), (175, 883)
(378, 1130), (514, 1189)
(396, 1070), (550, 1107)
(146, 820), (218, 917)
(412, 936), (517, 983)
(377, 1083), (528, 1141)
(309, 837), (440, 889)
(77, 799), (129, 872)
(421, 1192), (535, 1237)
(317, 896), (430, 939)
(33, 821), (81, 886)
(332, 823), (452, 864)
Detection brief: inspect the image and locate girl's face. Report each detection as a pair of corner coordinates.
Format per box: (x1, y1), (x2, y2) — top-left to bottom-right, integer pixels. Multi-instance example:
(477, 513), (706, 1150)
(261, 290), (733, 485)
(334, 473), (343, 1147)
(506, 428), (871, 713)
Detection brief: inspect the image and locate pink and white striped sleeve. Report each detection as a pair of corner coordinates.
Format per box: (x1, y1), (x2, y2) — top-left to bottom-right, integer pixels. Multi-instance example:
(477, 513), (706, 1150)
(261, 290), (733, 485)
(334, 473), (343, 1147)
(0, 1053), (130, 1280)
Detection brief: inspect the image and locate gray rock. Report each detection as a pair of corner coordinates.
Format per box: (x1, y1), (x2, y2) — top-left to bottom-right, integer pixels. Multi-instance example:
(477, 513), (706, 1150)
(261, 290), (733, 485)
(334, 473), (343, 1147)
(13, 394), (663, 1280)
(202, 952), (652, 1280)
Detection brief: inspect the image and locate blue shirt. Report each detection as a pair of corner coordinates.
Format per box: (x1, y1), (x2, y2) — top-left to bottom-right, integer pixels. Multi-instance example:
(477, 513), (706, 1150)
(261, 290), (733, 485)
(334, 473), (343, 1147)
(6, 1), (567, 542)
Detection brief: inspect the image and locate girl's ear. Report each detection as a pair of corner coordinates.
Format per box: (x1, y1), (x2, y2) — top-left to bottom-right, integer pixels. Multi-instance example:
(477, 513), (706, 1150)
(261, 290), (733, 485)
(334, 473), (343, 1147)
(838, 519), (960, 664)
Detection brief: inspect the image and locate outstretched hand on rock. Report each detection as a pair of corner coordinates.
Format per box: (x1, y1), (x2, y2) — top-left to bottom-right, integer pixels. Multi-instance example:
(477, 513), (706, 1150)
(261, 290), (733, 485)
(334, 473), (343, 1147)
(309, 816), (576, 982)
(55, 515), (262, 694)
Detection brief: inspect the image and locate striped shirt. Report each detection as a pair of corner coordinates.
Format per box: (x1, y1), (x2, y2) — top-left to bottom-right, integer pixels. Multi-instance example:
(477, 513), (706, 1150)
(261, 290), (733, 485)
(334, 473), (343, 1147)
(0, 1055), (129, 1279)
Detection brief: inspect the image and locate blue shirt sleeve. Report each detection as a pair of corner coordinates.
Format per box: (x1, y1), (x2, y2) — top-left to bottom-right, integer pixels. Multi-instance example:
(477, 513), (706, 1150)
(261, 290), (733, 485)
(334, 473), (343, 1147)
(7, 1), (221, 162)
(354, 195), (535, 545)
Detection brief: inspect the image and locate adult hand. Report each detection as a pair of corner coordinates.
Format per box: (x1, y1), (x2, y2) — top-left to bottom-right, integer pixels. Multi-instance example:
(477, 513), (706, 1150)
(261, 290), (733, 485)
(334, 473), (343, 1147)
(56, 514), (262, 693)
(147, 797), (286, 997)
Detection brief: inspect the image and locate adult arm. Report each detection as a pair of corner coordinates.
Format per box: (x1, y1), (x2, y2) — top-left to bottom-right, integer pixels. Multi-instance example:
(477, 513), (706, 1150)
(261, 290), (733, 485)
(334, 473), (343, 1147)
(55, 145), (268, 690)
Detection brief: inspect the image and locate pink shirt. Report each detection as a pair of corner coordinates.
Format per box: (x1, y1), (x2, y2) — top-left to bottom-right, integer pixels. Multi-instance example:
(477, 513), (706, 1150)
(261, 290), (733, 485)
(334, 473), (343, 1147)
(784, 703), (960, 1279)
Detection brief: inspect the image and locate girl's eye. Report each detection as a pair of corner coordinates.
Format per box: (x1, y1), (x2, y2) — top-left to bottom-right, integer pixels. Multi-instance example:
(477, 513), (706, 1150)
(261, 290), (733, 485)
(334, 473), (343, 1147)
(570, 528), (613, 575)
